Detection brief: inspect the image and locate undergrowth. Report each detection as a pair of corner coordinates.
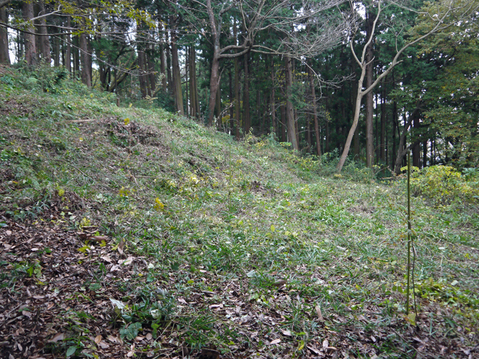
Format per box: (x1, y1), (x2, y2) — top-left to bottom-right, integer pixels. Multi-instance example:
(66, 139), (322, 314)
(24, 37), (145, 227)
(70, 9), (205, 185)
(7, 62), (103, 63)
(1, 65), (478, 358)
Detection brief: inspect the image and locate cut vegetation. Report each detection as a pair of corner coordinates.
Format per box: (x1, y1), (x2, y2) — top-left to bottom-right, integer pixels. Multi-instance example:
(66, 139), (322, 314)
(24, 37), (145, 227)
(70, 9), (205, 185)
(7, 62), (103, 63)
(1, 66), (478, 358)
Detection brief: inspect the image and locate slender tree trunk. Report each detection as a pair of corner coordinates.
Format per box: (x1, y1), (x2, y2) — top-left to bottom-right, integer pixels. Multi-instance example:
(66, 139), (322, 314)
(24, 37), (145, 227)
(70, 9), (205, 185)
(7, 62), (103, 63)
(23, 1), (37, 66)
(79, 19), (91, 87)
(216, 79), (221, 119)
(365, 9), (374, 167)
(64, 16), (71, 72)
(147, 45), (156, 95)
(233, 20), (240, 139)
(284, 56), (298, 150)
(37, 0), (50, 64)
(166, 43), (172, 94)
(0, 7), (9, 64)
(138, 50), (148, 98)
(380, 81), (386, 163)
(234, 56), (240, 139)
(229, 68), (234, 132)
(170, 18), (183, 115)
(271, 57), (276, 138)
(337, 74), (366, 171)
(208, 54), (220, 125)
(308, 66), (321, 156)
(243, 52), (251, 133)
(53, 32), (60, 66)
(189, 47), (199, 118)
(160, 44), (167, 90)
(280, 105), (286, 142)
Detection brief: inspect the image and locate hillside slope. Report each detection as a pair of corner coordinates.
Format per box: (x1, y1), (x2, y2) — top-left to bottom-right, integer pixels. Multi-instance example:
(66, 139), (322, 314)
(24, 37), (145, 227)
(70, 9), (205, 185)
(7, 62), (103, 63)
(1, 66), (478, 358)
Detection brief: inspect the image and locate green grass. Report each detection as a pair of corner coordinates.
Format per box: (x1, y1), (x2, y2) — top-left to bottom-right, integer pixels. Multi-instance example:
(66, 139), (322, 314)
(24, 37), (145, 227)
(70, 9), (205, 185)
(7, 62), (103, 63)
(1, 65), (478, 357)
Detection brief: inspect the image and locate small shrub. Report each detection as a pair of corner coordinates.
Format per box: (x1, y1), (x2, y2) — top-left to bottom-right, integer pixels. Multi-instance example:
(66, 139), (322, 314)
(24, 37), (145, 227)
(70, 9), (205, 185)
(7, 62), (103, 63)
(408, 165), (479, 205)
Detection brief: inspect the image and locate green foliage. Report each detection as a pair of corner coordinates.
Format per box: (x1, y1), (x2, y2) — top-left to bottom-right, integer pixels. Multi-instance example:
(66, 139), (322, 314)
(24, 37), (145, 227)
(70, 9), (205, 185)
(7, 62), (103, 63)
(407, 165), (479, 205)
(1, 65), (479, 357)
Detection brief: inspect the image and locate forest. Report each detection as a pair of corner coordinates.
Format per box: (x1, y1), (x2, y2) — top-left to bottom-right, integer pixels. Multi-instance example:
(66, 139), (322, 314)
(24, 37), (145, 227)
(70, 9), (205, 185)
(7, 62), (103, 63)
(0, 0), (478, 172)
(0, 0), (478, 358)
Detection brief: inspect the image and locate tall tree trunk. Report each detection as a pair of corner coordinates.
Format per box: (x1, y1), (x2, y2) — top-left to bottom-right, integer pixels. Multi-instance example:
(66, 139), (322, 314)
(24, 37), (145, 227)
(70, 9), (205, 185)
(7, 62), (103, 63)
(64, 16), (71, 72)
(170, 19), (183, 115)
(53, 32), (60, 66)
(243, 52), (251, 133)
(0, 6), (9, 64)
(380, 81), (386, 163)
(37, 0), (50, 64)
(23, 1), (37, 66)
(365, 9), (374, 167)
(270, 56), (276, 138)
(233, 20), (240, 138)
(234, 56), (240, 139)
(308, 66), (321, 157)
(79, 26), (91, 87)
(229, 68), (234, 132)
(189, 47), (199, 119)
(147, 45), (156, 95)
(166, 43), (172, 94)
(280, 105), (287, 142)
(284, 56), (298, 150)
(73, 36), (80, 77)
(138, 49), (148, 98)
(160, 44), (167, 90)
(216, 79), (221, 119)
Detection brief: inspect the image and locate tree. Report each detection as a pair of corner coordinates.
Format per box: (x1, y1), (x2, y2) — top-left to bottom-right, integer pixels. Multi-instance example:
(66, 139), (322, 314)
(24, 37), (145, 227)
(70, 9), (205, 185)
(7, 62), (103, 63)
(23, 0), (37, 66)
(409, 0), (479, 168)
(336, 0), (470, 173)
(0, 6), (9, 64)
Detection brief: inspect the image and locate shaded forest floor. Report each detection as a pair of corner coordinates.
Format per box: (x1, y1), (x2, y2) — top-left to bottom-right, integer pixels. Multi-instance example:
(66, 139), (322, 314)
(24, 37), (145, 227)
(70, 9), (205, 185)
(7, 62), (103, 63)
(1, 66), (478, 358)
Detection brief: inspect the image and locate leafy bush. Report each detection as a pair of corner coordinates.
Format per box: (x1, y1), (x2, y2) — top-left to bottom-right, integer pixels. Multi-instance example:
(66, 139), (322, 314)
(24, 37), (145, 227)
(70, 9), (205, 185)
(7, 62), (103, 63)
(408, 165), (479, 205)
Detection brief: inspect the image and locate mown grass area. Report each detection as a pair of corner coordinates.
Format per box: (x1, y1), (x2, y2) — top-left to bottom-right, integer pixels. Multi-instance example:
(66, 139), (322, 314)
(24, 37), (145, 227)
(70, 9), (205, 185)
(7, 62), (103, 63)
(1, 65), (478, 358)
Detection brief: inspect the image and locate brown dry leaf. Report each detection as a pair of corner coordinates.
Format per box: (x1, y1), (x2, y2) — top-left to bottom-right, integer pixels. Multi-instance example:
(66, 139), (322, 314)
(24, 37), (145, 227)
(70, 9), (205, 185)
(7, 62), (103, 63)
(323, 339), (329, 348)
(281, 329), (292, 336)
(49, 333), (65, 342)
(92, 235), (109, 241)
(98, 341), (110, 349)
(117, 239), (125, 255)
(307, 345), (321, 355)
(94, 335), (102, 344)
(107, 335), (121, 344)
(270, 339), (281, 345)
(315, 305), (324, 321)
(120, 257), (134, 266)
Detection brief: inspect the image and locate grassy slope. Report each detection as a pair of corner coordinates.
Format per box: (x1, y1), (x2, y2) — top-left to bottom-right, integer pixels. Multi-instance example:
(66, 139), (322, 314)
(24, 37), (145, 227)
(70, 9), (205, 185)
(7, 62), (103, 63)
(1, 67), (478, 358)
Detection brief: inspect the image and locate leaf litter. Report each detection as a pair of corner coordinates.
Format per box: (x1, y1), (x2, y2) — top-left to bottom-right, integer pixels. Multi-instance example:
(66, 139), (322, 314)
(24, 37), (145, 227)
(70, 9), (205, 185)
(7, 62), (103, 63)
(1, 206), (477, 358)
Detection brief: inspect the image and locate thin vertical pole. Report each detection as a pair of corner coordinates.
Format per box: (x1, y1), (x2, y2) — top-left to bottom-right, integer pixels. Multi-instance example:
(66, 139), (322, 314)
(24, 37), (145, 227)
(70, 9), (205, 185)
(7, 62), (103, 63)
(406, 151), (411, 315)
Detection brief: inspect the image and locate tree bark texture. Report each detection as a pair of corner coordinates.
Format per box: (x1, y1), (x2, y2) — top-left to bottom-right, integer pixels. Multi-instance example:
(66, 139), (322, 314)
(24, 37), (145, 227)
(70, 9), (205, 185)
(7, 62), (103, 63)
(308, 66), (321, 157)
(23, 1), (37, 66)
(365, 9), (374, 167)
(284, 56), (298, 151)
(243, 52), (251, 133)
(189, 47), (199, 119)
(64, 16), (71, 72)
(170, 18), (184, 115)
(37, 0), (51, 64)
(80, 30), (91, 87)
(0, 6), (9, 64)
